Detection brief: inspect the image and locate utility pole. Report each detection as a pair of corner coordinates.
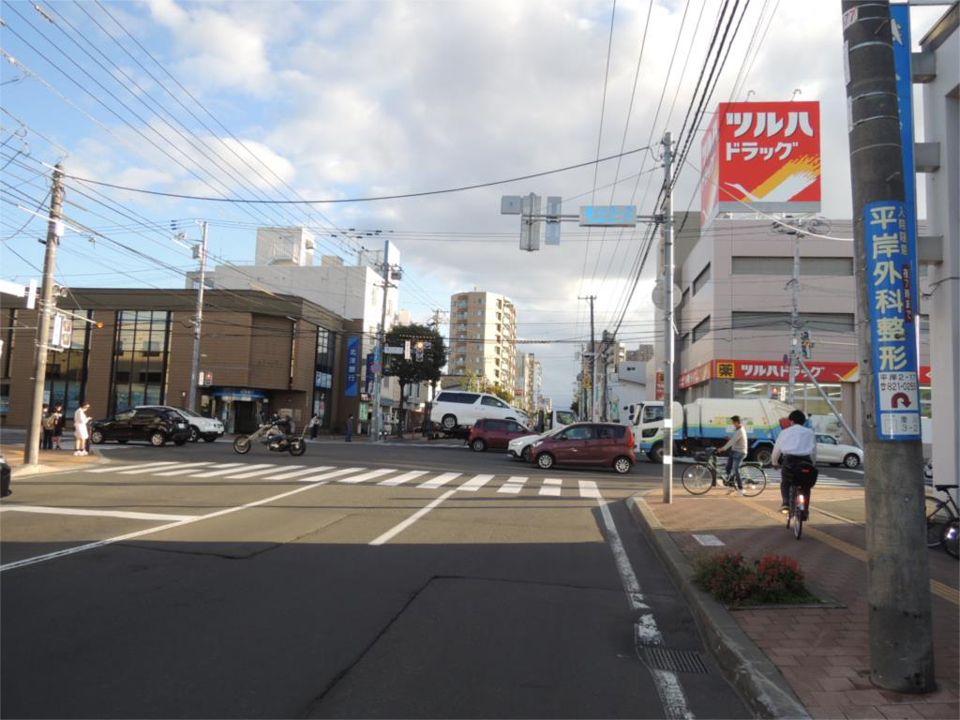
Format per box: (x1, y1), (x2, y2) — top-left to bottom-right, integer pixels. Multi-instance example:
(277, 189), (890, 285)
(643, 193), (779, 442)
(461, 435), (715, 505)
(579, 295), (596, 421)
(187, 220), (208, 413)
(788, 229), (800, 404)
(661, 132), (675, 504)
(24, 163), (64, 466)
(372, 239), (396, 443)
(842, 0), (933, 692)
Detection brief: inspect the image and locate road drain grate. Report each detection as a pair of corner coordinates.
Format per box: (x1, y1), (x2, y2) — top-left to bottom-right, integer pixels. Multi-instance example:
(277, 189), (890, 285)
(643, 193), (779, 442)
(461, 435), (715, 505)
(642, 647), (709, 674)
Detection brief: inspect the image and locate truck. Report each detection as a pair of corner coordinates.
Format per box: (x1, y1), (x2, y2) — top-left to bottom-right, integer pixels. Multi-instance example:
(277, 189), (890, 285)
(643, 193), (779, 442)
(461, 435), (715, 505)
(634, 398), (796, 465)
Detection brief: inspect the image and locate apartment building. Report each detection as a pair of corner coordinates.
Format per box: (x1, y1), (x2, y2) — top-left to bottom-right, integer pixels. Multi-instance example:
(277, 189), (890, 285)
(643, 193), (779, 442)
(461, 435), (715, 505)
(447, 291), (518, 392)
(514, 352), (542, 416)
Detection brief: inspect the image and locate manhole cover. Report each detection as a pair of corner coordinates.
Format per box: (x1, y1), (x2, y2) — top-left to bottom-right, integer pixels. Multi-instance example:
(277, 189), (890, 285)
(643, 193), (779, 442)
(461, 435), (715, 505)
(642, 647), (709, 674)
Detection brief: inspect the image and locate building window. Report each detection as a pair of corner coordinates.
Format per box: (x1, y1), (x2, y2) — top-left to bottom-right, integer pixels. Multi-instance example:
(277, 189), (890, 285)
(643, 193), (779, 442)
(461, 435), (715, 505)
(732, 311), (855, 333)
(110, 310), (171, 413)
(692, 316), (711, 343)
(693, 263), (711, 295)
(732, 256), (854, 276)
(313, 329), (336, 427)
(45, 310), (93, 415)
(801, 257), (854, 276)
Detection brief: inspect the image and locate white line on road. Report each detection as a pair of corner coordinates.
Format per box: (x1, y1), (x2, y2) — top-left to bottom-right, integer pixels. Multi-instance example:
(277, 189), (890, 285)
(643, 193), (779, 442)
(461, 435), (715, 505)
(217, 464), (277, 479)
(187, 463), (248, 478)
(151, 462), (217, 476)
(262, 466), (333, 480)
(85, 461), (181, 474)
(296, 467), (366, 483)
(0, 505), (193, 522)
(539, 478), (563, 496)
(113, 462), (184, 475)
(578, 480), (601, 499)
(458, 474), (494, 492)
(416, 472), (460, 490)
(377, 470), (428, 486)
(337, 468), (396, 484)
(497, 476), (527, 494)
(369, 489), (458, 546)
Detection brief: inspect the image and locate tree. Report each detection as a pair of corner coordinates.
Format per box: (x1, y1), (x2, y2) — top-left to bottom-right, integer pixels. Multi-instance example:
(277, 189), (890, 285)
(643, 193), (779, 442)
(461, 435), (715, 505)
(487, 383), (513, 404)
(383, 323), (447, 434)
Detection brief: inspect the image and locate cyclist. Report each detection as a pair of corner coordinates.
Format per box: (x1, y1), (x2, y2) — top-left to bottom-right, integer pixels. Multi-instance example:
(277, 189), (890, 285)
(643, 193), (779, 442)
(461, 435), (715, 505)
(772, 409), (817, 514)
(716, 415), (748, 492)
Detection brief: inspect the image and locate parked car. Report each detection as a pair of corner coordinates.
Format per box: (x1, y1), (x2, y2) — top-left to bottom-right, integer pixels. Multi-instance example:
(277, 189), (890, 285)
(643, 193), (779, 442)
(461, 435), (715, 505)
(815, 434), (863, 468)
(467, 418), (530, 452)
(530, 422), (636, 474)
(430, 391), (530, 432)
(137, 405), (224, 443)
(508, 425), (566, 462)
(90, 407), (191, 446)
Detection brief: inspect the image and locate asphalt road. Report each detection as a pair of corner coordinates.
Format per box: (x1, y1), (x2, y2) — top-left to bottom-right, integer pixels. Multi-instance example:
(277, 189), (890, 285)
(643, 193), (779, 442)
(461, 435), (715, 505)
(1, 436), (762, 718)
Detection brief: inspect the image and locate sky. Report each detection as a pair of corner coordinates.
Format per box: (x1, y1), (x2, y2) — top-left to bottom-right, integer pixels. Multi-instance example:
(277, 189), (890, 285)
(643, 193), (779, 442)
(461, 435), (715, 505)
(0, 0), (947, 407)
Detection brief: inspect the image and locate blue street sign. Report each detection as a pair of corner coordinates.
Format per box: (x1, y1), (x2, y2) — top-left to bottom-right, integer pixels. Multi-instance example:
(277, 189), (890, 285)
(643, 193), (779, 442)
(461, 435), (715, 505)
(345, 335), (361, 397)
(891, 5), (918, 284)
(864, 201), (922, 440)
(579, 205), (637, 227)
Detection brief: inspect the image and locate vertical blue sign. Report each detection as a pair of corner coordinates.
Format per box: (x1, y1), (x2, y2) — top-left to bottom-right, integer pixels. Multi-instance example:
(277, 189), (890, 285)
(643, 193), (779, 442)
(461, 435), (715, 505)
(890, 5), (918, 267)
(364, 353), (375, 394)
(864, 201), (921, 440)
(345, 335), (360, 397)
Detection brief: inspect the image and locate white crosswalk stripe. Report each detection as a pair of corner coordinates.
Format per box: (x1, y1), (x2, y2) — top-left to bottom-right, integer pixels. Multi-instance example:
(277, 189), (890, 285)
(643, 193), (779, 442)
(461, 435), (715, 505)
(416, 472), (461, 489)
(459, 474), (495, 492)
(377, 470), (429, 486)
(224, 464), (293, 479)
(540, 478), (563, 497)
(152, 462), (218, 476)
(262, 466), (333, 481)
(498, 476), (528, 494)
(338, 468), (396, 484)
(579, 480), (601, 499)
(86, 461), (181, 474)
(187, 463), (248, 478)
(296, 467), (366, 483)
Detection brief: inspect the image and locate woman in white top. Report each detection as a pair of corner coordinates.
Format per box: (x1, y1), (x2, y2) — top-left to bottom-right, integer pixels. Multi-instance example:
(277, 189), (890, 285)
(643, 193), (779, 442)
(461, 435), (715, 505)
(73, 402), (91, 456)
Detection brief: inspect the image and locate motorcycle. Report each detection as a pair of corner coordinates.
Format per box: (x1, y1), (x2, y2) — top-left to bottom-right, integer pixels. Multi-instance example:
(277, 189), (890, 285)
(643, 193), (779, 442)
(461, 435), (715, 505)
(232, 415), (307, 456)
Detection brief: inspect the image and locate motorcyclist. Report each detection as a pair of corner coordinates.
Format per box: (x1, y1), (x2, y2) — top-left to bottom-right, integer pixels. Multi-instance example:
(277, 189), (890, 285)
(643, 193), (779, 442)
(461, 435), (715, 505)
(266, 414), (293, 449)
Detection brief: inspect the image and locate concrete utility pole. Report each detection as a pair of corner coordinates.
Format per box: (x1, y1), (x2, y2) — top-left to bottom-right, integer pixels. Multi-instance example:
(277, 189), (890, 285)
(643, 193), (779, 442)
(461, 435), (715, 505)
(842, 0), (934, 693)
(579, 295), (597, 421)
(24, 163), (64, 466)
(187, 220), (208, 413)
(372, 239), (396, 443)
(661, 132), (675, 504)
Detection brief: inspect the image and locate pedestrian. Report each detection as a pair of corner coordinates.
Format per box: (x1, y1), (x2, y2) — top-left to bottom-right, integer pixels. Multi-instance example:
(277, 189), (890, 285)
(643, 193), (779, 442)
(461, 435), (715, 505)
(40, 404), (54, 450)
(345, 414), (354, 442)
(1, 451), (11, 498)
(73, 402), (91, 456)
(51, 403), (65, 449)
(309, 413), (320, 439)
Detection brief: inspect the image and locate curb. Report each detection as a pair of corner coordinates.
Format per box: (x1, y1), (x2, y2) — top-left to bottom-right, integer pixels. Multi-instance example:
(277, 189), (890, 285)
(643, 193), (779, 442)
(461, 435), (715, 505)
(627, 493), (811, 720)
(9, 451), (108, 478)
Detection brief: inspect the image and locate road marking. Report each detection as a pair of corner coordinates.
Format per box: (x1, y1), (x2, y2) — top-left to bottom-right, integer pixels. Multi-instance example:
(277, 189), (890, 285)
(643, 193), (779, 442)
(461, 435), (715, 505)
(416, 472), (460, 489)
(227, 463), (292, 480)
(337, 468), (396, 484)
(578, 480), (601, 499)
(539, 478), (563, 496)
(0, 505), (193, 522)
(86, 461), (181, 474)
(151, 462), (218, 476)
(0, 480), (335, 573)
(369, 489), (458, 546)
(378, 470), (429, 486)
(187, 463), (248, 478)
(459, 474), (494, 492)
(295, 467), (366, 483)
(113, 462), (185, 475)
(498, 476), (527, 494)
(593, 494), (692, 720)
(262, 466), (333, 481)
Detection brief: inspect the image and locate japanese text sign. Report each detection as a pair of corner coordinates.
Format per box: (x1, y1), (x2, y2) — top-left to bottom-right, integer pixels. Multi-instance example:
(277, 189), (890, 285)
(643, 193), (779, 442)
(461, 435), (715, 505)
(864, 201), (921, 440)
(701, 101), (821, 226)
(345, 335), (360, 397)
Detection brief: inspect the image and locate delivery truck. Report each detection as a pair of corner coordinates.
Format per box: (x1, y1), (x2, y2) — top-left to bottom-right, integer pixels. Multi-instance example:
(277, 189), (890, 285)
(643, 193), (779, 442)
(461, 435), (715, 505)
(635, 397), (796, 465)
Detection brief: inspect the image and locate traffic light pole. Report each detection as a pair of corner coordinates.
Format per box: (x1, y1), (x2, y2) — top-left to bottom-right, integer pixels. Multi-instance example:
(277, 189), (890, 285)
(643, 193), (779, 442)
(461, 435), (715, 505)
(24, 163), (64, 466)
(661, 132), (675, 504)
(187, 220), (208, 413)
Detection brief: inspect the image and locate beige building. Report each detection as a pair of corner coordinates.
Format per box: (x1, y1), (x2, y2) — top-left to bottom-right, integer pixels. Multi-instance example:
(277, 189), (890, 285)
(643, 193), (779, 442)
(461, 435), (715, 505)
(447, 291), (518, 393)
(514, 352), (542, 415)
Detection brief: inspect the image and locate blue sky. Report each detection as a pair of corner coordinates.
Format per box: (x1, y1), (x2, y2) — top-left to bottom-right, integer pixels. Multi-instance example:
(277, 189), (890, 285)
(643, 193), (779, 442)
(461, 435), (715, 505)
(0, 0), (946, 406)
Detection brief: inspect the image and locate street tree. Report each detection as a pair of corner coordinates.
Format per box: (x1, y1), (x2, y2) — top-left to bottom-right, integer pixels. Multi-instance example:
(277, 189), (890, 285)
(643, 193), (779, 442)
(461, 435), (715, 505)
(384, 323), (447, 434)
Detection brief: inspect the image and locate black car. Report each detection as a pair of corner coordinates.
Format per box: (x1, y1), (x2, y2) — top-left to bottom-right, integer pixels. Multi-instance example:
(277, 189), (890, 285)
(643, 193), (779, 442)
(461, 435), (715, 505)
(90, 408), (191, 447)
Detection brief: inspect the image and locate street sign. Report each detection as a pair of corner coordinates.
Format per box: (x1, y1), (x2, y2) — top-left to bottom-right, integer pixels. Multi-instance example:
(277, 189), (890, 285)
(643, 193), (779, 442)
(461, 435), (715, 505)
(384, 346), (405, 355)
(579, 205), (636, 227)
(520, 193), (542, 251)
(545, 196), (562, 246)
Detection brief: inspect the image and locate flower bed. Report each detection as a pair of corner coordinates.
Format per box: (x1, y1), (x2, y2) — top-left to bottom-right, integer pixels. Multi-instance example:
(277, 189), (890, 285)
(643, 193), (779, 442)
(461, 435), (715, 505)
(692, 552), (820, 607)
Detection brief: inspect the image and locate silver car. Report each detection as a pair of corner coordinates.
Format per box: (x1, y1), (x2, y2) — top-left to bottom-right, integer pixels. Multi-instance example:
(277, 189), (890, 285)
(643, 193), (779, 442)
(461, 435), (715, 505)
(815, 434), (863, 469)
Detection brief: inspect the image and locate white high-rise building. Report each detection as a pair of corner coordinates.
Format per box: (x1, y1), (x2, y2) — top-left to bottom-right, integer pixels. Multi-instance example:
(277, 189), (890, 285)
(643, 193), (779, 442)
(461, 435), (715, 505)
(447, 291), (518, 393)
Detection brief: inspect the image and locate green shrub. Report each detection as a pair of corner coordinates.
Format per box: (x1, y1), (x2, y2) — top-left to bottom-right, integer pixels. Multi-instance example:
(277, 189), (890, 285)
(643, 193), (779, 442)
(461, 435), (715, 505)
(693, 552), (817, 606)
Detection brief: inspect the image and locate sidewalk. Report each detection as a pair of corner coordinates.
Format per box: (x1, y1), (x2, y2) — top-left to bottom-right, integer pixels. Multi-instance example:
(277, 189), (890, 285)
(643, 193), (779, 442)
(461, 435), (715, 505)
(629, 484), (959, 719)
(1, 442), (103, 478)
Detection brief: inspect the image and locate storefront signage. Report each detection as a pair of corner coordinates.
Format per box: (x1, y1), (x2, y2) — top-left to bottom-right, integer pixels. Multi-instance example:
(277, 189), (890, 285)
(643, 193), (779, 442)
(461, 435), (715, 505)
(345, 336), (361, 397)
(212, 387), (267, 402)
(679, 359), (930, 388)
(701, 101), (821, 226)
(864, 201), (922, 440)
(678, 361), (712, 389)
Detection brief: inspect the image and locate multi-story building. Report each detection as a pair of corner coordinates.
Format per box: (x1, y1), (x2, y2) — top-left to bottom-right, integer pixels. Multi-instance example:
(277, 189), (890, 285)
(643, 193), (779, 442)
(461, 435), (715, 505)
(514, 352), (542, 416)
(447, 291), (518, 393)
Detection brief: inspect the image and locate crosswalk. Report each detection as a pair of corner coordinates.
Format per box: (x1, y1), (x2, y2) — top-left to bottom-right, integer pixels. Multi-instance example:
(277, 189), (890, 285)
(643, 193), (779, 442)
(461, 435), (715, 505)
(83, 460), (606, 498)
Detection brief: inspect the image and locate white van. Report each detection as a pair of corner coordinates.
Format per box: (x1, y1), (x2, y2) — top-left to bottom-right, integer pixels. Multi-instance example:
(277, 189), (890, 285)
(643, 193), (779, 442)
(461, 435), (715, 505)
(430, 391), (530, 431)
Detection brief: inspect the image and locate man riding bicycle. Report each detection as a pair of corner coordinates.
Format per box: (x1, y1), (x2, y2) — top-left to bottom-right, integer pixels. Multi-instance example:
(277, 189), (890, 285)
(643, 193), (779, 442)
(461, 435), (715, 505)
(772, 409), (818, 514)
(716, 415), (747, 492)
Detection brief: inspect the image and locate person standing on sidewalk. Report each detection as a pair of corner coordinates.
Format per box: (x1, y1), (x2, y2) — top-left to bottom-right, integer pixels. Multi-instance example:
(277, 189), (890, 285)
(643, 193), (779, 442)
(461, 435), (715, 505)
(345, 414), (354, 442)
(309, 413), (320, 439)
(40, 404), (55, 450)
(73, 402), (91, 456)
(716, 415), (748, 491)
(771, 409), (817, 513)
(51, 404), (65, 449)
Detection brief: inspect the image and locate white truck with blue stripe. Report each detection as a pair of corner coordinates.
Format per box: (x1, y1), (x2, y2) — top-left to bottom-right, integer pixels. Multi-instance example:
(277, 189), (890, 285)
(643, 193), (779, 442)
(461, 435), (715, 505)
(636, 398), (796, 465)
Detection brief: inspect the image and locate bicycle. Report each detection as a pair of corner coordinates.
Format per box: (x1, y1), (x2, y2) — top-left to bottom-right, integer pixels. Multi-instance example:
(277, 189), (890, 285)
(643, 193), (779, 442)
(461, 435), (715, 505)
(924, 481), (959, 557)
(786, 482), (809, 540)
(680, 447), (767, 497)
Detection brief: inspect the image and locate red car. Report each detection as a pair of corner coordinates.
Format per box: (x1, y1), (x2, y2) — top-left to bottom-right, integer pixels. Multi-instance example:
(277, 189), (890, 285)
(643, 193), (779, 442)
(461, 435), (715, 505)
(530, 422), (636, 474)
(467, 418), (531, 452)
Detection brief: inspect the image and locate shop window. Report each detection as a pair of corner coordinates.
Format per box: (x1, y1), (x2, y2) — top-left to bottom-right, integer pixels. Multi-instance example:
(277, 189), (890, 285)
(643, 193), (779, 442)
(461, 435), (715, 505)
(110, 310), (170, 413)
